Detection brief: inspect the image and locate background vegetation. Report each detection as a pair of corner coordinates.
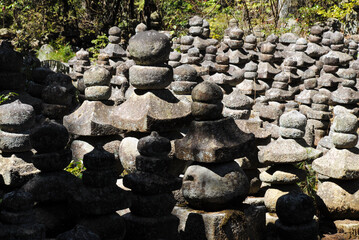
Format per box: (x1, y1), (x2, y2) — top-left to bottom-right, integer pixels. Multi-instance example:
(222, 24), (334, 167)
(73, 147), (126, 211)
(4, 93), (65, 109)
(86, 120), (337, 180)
(0, 0), (358, 58)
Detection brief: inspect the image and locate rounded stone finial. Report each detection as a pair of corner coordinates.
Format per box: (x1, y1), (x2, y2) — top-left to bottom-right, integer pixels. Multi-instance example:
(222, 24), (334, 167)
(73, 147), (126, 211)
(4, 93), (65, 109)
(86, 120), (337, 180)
(135, 23), (147, 33)
(189, 16), (203, 27)
(109, 26), (121, 36)
(191, 82), (223, 120)
(29, 120), (69, 153)
(0, 100), (35, 133)
(128, 30), (171, 65)
(83, 66), (111, 87)
(191, 81), (223, 103)
(229, 28), (244, 40)
(279, 110), (307, 130)
(276, 192), (315, 225)
(76, 48), (89, 60)
(137, 131), (171, 157)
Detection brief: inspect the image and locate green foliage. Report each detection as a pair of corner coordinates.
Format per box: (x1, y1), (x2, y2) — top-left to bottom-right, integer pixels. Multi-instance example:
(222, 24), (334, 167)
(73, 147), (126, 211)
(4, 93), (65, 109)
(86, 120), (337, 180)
(0, 92), (18, 104)
(45, 38), (75, 62)
(65, 159), (86, 179)
(88, 34), (108, 61)
(297, 161), (318, 199)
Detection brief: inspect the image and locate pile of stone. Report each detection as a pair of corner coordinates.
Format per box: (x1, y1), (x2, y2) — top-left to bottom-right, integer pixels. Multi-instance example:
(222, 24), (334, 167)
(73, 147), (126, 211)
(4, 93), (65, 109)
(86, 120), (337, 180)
(275, 192), (318, 240)
(171, 64), (199, 97)
(114, 30), (191, 133)
(259, 111), (321, 213)
(75, 146), (130, 240)
(101, 26), (126, 64)
(173, 81), (265, 240)
(64, 65), (122, 170)
(0, 190), (45, 239)
(123, 132), (181, 239)
(258, 36), (281, 84)
(22, 121), (80, 237)
(70, 48), (91, 89)
(313, 112), (359, 239)
(41, 72), (77, 121)
(305, 92), (331, 147)
(0, 100), (39, 189)
(237, 61), (267, 99)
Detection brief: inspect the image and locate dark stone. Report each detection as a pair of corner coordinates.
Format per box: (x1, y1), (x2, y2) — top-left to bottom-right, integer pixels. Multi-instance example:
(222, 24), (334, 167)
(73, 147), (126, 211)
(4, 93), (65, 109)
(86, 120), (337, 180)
(1, 190), (33, 212)
(30, 120), (69, 153)
(137, 131), (171, 157)
(32, 150), (72, 172)
(130, 193), (176, 217)
(56, 225), (100, 240)
(276, 192), (315, 225)
(123, 171), (182, 194)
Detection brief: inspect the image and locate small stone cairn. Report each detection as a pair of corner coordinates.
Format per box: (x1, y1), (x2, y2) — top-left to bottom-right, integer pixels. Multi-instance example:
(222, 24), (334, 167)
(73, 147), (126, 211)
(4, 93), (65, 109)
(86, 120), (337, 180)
(101, 26), (126, 64)
(258, 36), (281, 84)
(306, 92), (331, 147)
(0, 100), (38, 189)
(0, 190), (45, 239)
(114, 30), (191, 133)
(173, 81), (262, 240)
(313, 112), (359, 239)
(75, 146), (130, 240)
(70, 48), (91, 90)
(64, 65), (122, 169)
(41, 72), (77, 121)
(123, 132), (181, 240)
(275, 192), (318, 240)
(259, 110), (321, 213)
(22, 121), (80, 237)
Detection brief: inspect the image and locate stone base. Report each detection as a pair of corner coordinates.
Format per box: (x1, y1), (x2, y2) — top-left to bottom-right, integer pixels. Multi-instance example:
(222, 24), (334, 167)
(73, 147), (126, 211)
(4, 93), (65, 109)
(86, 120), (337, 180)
(0, 152), (39, 188)
(275, 219), (318, 240)
(113, 89), (191, 132)
(173, 205), (265, 240)
(123, 213), (179, 240)
(334, 220), (359, 239)
(0, 223), (45, 240)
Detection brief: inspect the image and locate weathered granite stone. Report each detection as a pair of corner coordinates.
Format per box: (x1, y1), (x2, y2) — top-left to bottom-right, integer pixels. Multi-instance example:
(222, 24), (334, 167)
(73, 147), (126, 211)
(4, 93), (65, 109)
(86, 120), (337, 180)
(128, 30), (171, 65)
(0, 100), (35, 133)
(313, 148), (359, 179)
(260, 164), (306, 184)
(83, 66), (111, 87)
(182, 162), (249, 210)
(64, 101), (122, 136)
(317, 180), (359, 219)
(129, 65), (172, 89)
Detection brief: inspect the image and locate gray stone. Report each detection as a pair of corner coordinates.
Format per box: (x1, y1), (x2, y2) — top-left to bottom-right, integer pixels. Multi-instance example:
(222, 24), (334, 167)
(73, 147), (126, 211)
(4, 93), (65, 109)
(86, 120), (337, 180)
(0, 100), (35, 133)
(85, 86), (111, 101)
(129, 65), (172, 89)
(182, 162), (249, 210)
(317, 180), (359, 219)
(258, 138), (310, 164)
(128, 30), (171, 65)
(331, 132), (358, 149)
(280, 127), (305, 139)
(260, 164), (306, 184)
(279, 110), (307, 131)
(83, 66), (111, 87)
(173, 65), (197, 82)
(332, 113), (358, 133)
(313, 148), (359, 179)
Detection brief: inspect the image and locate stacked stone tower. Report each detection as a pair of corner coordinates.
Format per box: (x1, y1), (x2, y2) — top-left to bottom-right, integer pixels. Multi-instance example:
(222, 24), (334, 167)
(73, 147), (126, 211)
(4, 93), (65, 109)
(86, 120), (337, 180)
(114, 30), (191, 133)
(0, 100), (39, 189)
(101, 26), (126, 64)
(259, 111), (321, 213)
(22, 121), (80, 237)
(76, 146), (130, 240)
(173, 81), (261, 239)
(0, 191), (45, 239)
(313, 112), (359, 239)
(123, 132), (181, 239)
